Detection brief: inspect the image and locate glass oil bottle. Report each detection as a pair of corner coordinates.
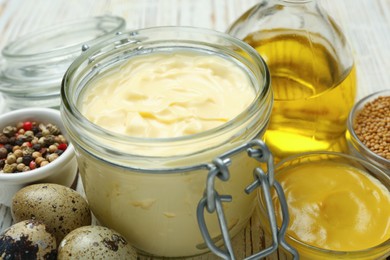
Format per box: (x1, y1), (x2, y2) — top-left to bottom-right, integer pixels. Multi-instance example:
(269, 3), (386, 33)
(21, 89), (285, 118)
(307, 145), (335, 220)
(227, 0), (356, 161)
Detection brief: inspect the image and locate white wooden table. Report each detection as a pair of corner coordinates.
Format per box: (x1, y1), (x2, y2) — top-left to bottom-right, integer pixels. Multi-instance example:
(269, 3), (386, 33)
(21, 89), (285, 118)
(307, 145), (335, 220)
(0, 0), (389, 259)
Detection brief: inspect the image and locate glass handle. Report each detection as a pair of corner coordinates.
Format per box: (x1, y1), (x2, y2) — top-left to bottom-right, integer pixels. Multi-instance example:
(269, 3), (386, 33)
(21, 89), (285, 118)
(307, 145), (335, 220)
(197, 139), (299, 259)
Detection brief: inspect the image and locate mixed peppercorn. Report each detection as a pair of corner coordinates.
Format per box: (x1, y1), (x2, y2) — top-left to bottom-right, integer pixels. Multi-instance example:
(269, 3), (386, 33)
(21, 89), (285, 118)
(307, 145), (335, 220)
(0, 121), (68, 173)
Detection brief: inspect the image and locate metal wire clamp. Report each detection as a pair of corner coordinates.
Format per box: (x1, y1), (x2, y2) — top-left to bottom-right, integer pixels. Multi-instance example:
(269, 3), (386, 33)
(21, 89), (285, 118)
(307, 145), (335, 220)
(197, 139), (299, 260)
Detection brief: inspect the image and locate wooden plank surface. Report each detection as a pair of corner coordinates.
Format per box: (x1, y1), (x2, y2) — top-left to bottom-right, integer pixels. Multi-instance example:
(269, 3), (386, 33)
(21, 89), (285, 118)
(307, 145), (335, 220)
(0, 0), (389, 259)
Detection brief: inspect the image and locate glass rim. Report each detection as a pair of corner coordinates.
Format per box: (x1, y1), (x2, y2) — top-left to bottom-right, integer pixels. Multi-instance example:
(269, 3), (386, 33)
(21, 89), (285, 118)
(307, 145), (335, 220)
(2, 15), (126, 60)
(61, 26), (272, 145)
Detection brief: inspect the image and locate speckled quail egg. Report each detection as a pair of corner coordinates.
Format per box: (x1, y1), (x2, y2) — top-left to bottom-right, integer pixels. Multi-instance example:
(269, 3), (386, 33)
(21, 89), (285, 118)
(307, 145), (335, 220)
(11, 183), (92, 244)
(0, 219), (57, 259)
(57, 225), (137, 259)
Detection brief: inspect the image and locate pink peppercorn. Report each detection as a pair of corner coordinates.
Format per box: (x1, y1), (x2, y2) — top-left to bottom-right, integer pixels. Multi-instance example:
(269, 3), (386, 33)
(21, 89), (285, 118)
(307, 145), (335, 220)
(29, 161), (36, 170)
(22, 142), (32, 147)
(23, 121), (33, 131)
(57, 143), (67, 151)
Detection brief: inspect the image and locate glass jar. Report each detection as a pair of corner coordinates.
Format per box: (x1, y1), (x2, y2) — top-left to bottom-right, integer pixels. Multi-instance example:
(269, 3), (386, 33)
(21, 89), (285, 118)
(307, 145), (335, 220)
(258, 152), (390, 260)
(346, 89), (390, 173)
(61, 27), (274, 258)
(0, 15), (126, 110)
(227, 0), (357, 161)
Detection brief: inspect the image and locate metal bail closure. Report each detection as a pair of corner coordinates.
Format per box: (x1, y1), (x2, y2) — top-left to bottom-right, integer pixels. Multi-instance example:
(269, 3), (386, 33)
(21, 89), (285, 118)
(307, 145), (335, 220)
(197, 139), (299, 260)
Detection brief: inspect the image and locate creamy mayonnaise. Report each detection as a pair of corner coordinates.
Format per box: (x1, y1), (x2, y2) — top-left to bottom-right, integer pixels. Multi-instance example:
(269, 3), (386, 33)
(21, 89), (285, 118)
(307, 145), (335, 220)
(77, 51), (259, 257)
(81, 52), (255, 138)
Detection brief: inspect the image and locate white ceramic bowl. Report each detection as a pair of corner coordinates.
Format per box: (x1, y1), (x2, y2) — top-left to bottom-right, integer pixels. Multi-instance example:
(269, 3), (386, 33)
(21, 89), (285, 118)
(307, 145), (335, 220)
(0, 108), (78, 206)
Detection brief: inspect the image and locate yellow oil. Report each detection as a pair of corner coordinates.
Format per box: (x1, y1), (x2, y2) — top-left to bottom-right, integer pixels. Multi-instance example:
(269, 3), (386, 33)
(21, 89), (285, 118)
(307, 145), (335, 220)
(243, 30), (356, 160)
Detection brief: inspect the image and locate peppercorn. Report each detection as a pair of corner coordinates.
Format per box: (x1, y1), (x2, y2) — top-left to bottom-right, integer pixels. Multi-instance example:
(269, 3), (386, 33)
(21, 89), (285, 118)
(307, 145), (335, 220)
(23, 121), (33, 131)
(24, 130), (34, 137)
(7, 137), (16, 145)
(3, 163), (16, 173)
(40, 148), (47, 156)
(45, 135), (55, 145)
(35, 157), (45, 165)
(22, 147), (34, 156)
(29, 161), (36, 170)
(0, 121), (69, 173)
(12, 145), (21, 153)
(0, 134), (8, 144)
(32, 143), (41, 151)
(16, 122), (24, 130)
(3, 126), (16, 137)
(42, 129), (50, 137)
(0, 159), (5, 169)
(0, 147), (7, 159)
(4, 144), (12, 153)
(31, 126), (39, 134)
(40, 160), (49, 167)
(16, 163), (26, 172)
(16, 157), (23, 164)
(15, 138), (24, 146)
(48, 145), (58, 153)
(6, 154), (16, 164)
(32, 151), (42, 159)
(46, 123), (61, 135)
(22, 155), (33, 166)
(13, 149), (23, 158)
(57, 143), (68, 151)
(47, 153), (59, 162)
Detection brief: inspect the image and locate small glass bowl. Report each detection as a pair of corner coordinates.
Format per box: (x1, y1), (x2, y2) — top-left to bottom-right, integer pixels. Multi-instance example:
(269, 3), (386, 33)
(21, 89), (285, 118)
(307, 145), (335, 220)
(258, 151), (390, 259)
(346, 89), (390, 173)
(0, 15), (126, 110)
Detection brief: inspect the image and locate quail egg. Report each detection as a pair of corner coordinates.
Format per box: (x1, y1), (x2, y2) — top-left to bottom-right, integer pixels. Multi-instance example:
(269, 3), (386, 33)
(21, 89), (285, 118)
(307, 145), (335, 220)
(58, 225), (137, 259)
(11, 183), (91, 244)
(0, 219), (57, 259)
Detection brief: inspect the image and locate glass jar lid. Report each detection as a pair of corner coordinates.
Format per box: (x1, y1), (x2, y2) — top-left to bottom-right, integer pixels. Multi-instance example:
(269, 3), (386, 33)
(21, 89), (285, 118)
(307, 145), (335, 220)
(0, 15), (126, 109)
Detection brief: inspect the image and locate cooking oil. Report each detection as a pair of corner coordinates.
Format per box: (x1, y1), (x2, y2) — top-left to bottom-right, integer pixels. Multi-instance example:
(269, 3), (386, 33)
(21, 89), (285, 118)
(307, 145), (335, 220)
(243, 30), (357, 160)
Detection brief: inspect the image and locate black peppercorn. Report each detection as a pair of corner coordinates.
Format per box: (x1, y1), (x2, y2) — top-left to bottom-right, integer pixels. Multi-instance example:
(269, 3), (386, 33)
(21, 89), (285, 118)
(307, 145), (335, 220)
(0, 134), (8, 144)
(22, 155), (33, 166)
(15, 139), (24, 146)
(8, 137), (16, 145)
(0, 147), (7, 159)
(32, 143), (41, 151)
(4, 144), (13, 153)
(0, 159), (5, 169)
(31, 126), (39, 134)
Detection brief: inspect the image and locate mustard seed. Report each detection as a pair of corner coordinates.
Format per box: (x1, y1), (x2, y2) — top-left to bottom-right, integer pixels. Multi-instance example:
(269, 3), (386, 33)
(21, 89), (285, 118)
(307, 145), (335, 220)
(353, 95), (390, 160)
